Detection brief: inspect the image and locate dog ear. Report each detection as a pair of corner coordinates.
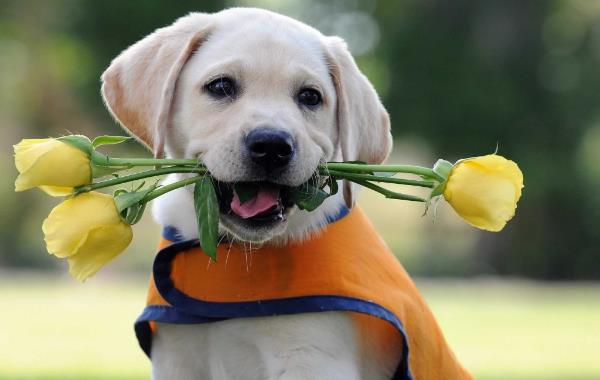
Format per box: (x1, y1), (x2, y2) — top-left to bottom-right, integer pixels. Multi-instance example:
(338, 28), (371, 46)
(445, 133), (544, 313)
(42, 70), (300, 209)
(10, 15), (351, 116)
(101, 14), (212, 158)
(325, 37), (393, 208)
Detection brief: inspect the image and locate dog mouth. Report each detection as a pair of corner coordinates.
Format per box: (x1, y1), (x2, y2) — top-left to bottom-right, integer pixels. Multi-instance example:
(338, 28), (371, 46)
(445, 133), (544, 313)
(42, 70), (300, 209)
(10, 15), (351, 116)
(215, 181), (295, 227)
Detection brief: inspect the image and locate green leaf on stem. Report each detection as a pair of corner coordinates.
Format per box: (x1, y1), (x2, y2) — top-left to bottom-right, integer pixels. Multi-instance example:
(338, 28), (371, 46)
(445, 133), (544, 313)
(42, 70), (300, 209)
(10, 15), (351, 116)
(124, 202), (148, 225)
(194, 177), (219, 261)
(92, 135), (132, 148)
(289, 183), (331, 211)
(233, 183), (258, 205)
(114, 189), (146, 212)
(114, 183), (157, 225)
(327, 177), (339, 195)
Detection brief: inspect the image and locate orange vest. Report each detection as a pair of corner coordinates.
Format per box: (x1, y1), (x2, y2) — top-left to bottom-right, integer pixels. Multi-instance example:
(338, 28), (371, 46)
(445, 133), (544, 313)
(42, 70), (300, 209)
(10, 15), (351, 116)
(135, 207), (473, 380)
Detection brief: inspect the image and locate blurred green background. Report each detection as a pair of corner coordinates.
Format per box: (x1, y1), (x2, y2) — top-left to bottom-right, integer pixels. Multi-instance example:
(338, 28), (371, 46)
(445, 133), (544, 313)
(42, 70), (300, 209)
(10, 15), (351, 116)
(1, 0), (599, 379)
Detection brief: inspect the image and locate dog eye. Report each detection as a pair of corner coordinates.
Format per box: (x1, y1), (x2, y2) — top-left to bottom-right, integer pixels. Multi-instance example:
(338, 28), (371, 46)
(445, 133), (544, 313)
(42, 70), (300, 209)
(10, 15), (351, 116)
(297, 88), (322, 108)
(205, 77), (236, 99)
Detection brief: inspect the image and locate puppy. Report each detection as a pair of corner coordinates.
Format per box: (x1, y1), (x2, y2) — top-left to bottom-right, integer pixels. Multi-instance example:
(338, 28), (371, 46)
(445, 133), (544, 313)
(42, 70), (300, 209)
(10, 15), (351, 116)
(101, 8), (472, 380)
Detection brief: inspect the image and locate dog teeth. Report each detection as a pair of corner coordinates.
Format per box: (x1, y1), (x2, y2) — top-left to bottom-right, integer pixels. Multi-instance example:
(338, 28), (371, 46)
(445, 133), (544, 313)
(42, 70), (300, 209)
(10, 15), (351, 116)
(276, 209), (284, 221)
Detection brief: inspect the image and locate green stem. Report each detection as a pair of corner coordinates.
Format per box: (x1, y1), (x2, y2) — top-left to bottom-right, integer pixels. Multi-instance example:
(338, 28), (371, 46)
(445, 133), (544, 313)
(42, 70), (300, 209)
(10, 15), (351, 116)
(320, 162), (444, 182)
(324, 169), (436, 188)
(91, 154), (441, 184)
(80, 155), (439, 204)
(356, 180), (426, 202)
(93, 154), (200, 168)
(142, 176), (201, 202)
(76, 167), (206, 193)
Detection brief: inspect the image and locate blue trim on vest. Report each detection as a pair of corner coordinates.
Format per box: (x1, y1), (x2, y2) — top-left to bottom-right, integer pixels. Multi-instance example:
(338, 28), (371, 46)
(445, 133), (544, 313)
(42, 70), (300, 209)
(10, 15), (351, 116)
(324, 204), (350, 224)
(137, 237), (412, 380)
(137, 304), (224, 325)
(162, 225), (184, 243)
(161, 205), (351, 243)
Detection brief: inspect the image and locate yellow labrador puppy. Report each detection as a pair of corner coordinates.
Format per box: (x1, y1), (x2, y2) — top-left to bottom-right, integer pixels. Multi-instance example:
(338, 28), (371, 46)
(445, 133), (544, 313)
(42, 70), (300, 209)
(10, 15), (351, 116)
(101, 8), (471, 380)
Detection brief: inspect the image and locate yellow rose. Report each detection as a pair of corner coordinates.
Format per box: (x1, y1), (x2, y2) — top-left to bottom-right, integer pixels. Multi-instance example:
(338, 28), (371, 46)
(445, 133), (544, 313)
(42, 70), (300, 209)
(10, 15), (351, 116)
(14, 138), (92, 196)
(443, 154), (524, 232)
(42, 192), (133, 282)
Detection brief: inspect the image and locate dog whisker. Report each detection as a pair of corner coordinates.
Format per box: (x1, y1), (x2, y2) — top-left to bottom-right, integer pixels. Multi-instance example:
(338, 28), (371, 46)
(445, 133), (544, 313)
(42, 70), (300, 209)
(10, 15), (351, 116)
(243, 242), (250, 273)
(225, 239), (233, 269)
(248, 241), (253, 269)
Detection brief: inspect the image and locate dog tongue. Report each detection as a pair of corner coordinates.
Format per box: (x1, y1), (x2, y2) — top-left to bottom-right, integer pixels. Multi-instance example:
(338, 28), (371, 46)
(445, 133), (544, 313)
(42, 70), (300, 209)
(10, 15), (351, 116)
(231, 186), (280, 219)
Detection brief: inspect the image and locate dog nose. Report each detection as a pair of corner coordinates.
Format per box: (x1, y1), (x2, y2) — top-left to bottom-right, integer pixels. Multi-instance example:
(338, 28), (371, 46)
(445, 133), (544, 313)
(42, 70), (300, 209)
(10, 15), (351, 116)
(246, 128), (294, 170)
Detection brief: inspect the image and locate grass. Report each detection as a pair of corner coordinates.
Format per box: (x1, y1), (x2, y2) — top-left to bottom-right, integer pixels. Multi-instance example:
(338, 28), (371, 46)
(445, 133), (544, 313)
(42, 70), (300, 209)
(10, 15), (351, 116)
(424, 279), (600, 380)
(0, 273), (599, 380)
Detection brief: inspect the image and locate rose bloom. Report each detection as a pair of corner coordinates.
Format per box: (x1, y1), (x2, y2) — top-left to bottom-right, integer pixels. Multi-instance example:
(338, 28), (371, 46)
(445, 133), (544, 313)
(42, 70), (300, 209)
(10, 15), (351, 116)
(42, 192), (133, 281)
(14, 138), (91, 196)
(443, 154), (524, 232)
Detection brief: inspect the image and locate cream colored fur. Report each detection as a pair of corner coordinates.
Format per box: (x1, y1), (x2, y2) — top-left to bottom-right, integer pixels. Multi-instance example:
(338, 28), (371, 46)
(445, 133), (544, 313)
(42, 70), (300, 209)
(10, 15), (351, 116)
(102, 8), (397, 380)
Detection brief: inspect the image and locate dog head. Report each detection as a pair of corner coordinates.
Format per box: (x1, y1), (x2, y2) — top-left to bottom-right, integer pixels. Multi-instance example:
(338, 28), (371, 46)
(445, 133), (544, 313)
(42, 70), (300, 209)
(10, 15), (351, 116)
(101, 8), (391, 243)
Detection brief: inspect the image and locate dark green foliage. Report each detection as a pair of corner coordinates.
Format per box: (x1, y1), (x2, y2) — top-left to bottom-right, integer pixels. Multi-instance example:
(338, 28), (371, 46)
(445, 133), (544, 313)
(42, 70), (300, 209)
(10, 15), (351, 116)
(288, 183), (331, 212)
(371, 0), (600, 279)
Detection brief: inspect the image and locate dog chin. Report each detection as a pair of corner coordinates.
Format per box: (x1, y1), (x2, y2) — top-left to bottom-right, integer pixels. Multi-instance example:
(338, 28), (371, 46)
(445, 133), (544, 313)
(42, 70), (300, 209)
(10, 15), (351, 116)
(220, 213), (290, 243)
